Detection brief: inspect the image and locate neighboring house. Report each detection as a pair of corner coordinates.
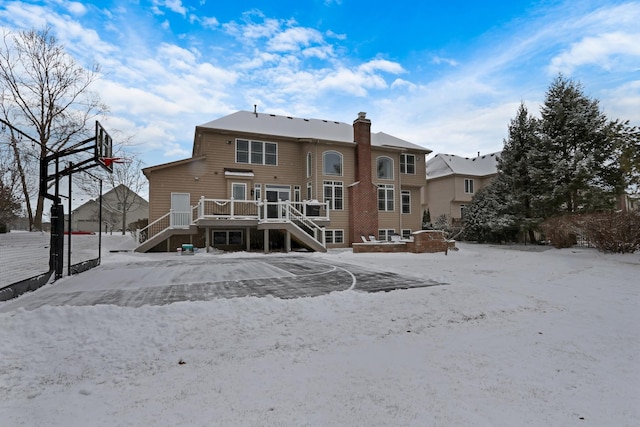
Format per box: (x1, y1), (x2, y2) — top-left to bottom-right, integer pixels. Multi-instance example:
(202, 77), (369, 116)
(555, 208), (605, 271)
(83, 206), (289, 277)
(424, 152), (501, 224)
(139, 111), (431, 252)
(617, 193), (640, 212)
(69, 184), (149, 233)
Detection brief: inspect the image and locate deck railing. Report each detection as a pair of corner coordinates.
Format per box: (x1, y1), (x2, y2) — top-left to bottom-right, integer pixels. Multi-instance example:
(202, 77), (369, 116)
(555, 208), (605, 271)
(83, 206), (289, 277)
(135, 211), (171, 244)
(136, 198), (330, 246)
(196, 197), (260, 219)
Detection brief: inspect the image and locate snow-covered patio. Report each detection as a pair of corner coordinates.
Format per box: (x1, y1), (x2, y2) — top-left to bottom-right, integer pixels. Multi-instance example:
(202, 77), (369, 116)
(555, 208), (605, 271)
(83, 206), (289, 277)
(1, 235), (638, 426)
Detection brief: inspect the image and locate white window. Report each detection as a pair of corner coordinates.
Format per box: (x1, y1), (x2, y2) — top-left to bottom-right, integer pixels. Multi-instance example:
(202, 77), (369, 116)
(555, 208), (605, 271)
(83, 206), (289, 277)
(460, 205), (466, 219)
(378, 184), (394, 211)
(325, 229), (344, 244)
(378, 229), (395, 242)
(323, 151), (342, 176)
(254, 184), (261, 201)
(323, 181), (343, 210)
(401, 229), (412, 239)
(377, 156), (394, 180)
(400, 154), (416, 174)
(294, 185), (301, 203)
(306, 152), (312, 178)
(306, 182), (312, 200)
(401, 190), (411, 214)
(464, 179), (474, 194)
(232, 183), (247, 200)
(236, 139), (277, 165)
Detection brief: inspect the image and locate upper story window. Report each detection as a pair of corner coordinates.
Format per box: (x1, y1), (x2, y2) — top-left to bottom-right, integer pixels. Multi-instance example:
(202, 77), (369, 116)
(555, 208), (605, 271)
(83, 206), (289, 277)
(378, 184), (394, 211)
(232, 182), (247, 200)
(377, 156), (394, 180)
(464, 178), (474, 194)
(400, 154), (416, 174)
(323, 180), (344, 210)
(236, 139), (277, 165)
(401, 190), (411, 214)
(306, 152), (312, 178)
(323, 151), (342, 176)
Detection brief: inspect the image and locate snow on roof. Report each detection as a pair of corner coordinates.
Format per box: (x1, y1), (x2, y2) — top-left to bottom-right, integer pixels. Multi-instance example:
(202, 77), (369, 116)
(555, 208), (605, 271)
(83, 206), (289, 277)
(426, 151), (501, 179)
(198, 111), (430, 153)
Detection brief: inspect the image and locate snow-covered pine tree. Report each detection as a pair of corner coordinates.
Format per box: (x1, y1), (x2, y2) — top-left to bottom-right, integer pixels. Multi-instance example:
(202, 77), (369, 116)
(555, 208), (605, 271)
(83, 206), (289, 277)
(534, 75), (625, 214)
(498, 102), (540, 242)
(463, 180), (517, 243)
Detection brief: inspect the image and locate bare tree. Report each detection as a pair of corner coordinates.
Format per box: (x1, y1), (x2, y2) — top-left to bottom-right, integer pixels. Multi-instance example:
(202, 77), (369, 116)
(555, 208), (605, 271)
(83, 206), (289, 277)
(0, 26), (107, 230)
(104, 156), (147, 235)
(0, 101), (38, 228)
(0, 136), (22, 230)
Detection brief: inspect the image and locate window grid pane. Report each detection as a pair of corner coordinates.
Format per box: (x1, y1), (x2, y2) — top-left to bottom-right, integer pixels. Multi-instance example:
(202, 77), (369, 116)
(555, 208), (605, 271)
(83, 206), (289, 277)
(323, 152), (342, 176)
(401, 190), (411, 214)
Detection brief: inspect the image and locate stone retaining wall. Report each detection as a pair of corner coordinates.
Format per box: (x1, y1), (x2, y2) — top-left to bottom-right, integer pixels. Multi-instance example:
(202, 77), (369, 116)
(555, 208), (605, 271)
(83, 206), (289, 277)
(352, 230), (455, 254)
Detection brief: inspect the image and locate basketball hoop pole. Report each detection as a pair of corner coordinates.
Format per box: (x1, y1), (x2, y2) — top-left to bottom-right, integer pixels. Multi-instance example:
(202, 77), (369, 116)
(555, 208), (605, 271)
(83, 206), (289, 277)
(0, 118), (114, 280)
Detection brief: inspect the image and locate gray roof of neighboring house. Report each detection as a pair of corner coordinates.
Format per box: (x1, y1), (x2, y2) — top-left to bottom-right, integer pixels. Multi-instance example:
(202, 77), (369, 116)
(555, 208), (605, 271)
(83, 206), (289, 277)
(426, 151), (501, 179)
(198, 111), (430, 153)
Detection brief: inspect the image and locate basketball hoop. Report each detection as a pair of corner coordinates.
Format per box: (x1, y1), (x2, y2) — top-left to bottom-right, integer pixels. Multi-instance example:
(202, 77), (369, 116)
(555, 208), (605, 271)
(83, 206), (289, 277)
(99, 157), (132, 167)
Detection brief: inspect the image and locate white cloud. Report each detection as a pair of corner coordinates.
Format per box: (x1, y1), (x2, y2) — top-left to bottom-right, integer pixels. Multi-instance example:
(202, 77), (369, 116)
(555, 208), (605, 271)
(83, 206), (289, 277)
(62, 1), (87, 16)
(201, 16), (219, 28)
(431, 55), (459, 67)
(301, 45), (334, 59)
(390, 79), (416, 91)
(151, 0), (187, 17)
(267, 27), (324, 52)
(223, 13), (281, 41)
(358, 59), (405, 75)
(549, 32), (640, 74)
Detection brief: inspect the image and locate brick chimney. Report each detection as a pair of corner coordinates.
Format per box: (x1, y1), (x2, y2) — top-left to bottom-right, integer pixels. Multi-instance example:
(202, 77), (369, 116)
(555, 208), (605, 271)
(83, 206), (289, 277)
(348, 112), (379, 244)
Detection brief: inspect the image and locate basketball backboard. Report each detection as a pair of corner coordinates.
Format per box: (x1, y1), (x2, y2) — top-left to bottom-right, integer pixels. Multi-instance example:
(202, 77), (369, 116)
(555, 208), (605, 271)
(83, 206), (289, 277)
(95, 121), (113, 173)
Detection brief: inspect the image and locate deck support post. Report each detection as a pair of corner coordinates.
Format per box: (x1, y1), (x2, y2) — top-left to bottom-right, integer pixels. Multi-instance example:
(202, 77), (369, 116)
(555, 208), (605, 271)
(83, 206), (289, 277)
(264, 228), (269, 254)
(285, 230), (291, 253)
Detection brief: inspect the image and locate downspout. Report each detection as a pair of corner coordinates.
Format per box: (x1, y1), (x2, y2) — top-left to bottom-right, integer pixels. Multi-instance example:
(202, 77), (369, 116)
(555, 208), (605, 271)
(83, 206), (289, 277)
(314, 140), (318, 200)
(398, 152), (402, 234)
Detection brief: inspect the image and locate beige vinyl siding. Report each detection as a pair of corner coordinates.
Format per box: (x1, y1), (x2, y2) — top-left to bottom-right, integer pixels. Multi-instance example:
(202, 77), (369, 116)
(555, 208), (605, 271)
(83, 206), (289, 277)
(146, 159), (208, 223)
(425, 176), (456, 220)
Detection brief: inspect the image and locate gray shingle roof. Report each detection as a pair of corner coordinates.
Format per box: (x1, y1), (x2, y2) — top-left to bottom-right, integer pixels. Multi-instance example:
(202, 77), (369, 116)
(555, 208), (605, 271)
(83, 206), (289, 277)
(426, 152), (501, 179)
(198, 111), (430, 153)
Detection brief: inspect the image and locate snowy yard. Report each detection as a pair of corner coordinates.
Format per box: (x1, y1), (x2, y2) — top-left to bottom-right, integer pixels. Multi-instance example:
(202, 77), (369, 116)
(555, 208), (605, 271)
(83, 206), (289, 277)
(1, 235), (639, 426)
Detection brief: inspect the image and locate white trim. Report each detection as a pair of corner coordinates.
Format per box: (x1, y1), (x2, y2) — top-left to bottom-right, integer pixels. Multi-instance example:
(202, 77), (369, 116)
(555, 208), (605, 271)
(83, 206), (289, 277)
(225, 171), (255, 177)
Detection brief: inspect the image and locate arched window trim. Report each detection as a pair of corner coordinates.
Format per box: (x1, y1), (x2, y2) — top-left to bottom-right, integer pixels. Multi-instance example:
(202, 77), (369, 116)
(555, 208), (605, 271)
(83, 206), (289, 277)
(323, 150), (343, 176)
(376, 156), (394, 180)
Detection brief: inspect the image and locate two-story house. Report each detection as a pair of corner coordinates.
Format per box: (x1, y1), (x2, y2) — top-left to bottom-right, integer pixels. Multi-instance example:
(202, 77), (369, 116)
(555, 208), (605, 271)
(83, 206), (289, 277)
(67, 184), (149, 233)
(137, 111), (431, 252)
(424, 152), (501, 224)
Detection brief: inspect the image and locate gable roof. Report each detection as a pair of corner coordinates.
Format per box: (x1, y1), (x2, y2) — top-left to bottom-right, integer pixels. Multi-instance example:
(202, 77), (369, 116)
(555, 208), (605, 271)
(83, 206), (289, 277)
(426, 151), (501, 179)
(72, 184), (148, 212)
(198, 111), (430, 153)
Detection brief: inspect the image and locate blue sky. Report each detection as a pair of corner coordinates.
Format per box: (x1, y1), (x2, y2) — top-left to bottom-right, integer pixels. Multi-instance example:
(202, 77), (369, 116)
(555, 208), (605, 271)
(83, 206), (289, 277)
(1, 0), (639, 170)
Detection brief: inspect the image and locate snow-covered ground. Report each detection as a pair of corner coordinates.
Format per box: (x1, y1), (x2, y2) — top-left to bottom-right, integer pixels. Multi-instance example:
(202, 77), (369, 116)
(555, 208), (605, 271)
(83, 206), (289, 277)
(1, 235), (639, 426)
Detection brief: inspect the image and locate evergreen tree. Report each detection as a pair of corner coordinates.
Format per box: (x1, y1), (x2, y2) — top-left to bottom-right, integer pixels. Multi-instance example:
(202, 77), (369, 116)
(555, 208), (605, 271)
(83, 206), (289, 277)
(497, 102), (540, 242)
(533, 75), (625, 214)
(463, 181), (517, 243)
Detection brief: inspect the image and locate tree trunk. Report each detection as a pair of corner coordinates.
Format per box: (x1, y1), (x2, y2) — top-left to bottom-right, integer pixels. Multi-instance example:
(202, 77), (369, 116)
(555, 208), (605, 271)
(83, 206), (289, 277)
(10, 137), (34, 230)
